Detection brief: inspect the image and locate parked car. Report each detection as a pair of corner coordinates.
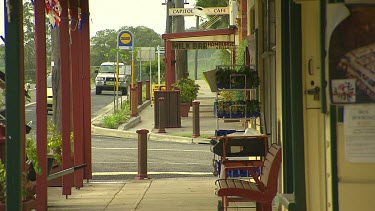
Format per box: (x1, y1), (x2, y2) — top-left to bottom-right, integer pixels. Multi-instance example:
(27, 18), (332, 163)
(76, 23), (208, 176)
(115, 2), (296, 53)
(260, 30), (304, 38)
(95, 62), (131, 95)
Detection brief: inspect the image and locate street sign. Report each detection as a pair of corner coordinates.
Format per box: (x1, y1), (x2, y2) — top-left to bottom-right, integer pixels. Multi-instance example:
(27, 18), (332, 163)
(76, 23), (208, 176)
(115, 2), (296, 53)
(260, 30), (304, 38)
(118, 30), (134, 50)
(169, 7), (229, 16)
(171, 41), (235, 50)
(137, 47), (156, 61)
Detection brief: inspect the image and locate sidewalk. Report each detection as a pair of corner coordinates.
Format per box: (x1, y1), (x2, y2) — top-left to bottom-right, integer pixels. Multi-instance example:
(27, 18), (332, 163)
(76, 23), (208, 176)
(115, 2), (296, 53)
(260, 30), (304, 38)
(48, 80), (256, 210)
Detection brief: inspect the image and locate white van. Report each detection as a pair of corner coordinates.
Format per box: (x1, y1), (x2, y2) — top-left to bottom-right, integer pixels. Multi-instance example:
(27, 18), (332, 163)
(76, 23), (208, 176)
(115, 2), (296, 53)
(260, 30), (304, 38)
(95, 62), (131, 95)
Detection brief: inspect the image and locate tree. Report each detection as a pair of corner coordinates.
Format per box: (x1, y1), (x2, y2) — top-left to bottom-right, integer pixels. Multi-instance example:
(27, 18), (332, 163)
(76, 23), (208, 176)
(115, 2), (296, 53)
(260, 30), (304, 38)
(23, 0), (52, 83)
(173, 0), (188, 80)
(90, 26), (163, 67)
(142, 58), (165, 84)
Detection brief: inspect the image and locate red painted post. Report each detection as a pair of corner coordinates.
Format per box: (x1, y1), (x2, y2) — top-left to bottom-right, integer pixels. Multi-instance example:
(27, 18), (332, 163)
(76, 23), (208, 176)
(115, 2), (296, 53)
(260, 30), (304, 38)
(35, 0), (48, 209)
(135, 129), (149, 180)
(69, 0), (84, 188)
(158, 97), (166, 133)
(59, 0), (72, 196)
(145, 80), (150, 100)
(192, 101), (200, 138)
(131, 87), (138, 116)
(137, 81), (143, 105)
(81, 0), (92, 180)
(165, 40), (175, 87)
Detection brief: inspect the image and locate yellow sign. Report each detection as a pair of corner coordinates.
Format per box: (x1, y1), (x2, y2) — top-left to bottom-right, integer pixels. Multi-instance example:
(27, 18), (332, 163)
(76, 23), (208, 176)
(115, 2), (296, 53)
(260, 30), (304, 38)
(120, 33), (132, 45)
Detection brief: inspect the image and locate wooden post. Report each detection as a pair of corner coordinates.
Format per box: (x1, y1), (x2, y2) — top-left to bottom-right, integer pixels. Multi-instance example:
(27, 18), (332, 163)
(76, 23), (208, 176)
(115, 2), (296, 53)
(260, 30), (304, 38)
(135, 129), (149, 180)
(158, 97), (166, 133)
(145, 80), (150, 100)
(59, 0), (73, 196)
(69, 0), (84, 189)
(81, 0), (92, 180)
(192, 101), (200, 138)
(131, 87), (138, 117)
(137, 81), (143, 105)
(35, 0), (48, 209)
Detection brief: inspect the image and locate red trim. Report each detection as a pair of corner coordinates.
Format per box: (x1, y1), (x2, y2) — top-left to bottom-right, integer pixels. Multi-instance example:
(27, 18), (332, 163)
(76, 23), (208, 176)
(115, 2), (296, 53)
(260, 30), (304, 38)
(162, 28), (236, 39)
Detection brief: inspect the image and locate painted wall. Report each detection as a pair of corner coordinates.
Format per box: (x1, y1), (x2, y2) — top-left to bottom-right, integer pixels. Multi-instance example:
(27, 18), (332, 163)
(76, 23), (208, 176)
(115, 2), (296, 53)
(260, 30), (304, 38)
(301, 1), (328, 210)
(336, 123), (375, 211)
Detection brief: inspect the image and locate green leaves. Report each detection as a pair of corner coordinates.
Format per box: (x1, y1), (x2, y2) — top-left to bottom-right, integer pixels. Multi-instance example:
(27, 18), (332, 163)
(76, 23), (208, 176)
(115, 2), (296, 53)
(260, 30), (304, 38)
(172, 78), (200, 103)
(101, 101), (131, 129)
(0, 159), (6, 202)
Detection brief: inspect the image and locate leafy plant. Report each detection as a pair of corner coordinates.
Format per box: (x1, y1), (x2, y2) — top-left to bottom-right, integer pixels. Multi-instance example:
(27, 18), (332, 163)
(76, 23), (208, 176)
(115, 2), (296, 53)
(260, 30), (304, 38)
(47, 120), (74, 164)
(0, 159), (36, 203)
(172, 78), (200, 103)
(0, 160), (5, 202)
(101, 101), (131, 129)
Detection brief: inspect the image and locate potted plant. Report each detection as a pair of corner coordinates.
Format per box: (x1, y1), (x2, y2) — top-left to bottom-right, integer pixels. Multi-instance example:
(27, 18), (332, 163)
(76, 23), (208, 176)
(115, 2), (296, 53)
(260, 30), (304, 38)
(172, 78), (200, 117)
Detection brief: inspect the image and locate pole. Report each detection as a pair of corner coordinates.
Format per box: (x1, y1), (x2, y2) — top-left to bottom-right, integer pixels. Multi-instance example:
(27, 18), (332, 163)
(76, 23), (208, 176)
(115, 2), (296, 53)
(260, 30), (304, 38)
(5, 0), (23, 209)
(194, 16), (199, 80)
(135, 129), (149, 180)
(131, 44), (135, 88)
(149, 47), (152, 97)
(157, 45), (161, 84)
(165, 0), (174, 34)
(116, 52), (119, 110)
(139, 48), (142, 81)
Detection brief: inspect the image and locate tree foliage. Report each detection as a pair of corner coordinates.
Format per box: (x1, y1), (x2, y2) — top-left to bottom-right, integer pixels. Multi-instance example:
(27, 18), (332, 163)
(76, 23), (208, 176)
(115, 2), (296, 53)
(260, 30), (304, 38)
(90, 26), (163, 66)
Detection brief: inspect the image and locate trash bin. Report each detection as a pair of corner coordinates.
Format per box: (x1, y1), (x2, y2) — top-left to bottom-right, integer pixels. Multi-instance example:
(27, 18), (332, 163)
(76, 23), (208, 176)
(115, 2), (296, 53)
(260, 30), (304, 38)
(154, 86), (181, 128)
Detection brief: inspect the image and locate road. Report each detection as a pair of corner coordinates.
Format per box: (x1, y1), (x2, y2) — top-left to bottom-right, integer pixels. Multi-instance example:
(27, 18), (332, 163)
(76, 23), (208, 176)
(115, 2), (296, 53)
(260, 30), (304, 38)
(24, 87), (216, 180)
(92, 135), (214, 180)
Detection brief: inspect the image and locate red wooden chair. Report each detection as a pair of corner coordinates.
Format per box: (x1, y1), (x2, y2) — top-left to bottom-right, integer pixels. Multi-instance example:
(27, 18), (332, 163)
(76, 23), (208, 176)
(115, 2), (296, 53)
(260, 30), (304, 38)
(215, 144), (282, 211)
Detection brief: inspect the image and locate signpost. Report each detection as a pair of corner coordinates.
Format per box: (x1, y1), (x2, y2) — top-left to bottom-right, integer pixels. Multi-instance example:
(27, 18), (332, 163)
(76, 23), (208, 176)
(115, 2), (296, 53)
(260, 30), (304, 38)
(118, 30), (135, 86)
(117, 30), (134, 111)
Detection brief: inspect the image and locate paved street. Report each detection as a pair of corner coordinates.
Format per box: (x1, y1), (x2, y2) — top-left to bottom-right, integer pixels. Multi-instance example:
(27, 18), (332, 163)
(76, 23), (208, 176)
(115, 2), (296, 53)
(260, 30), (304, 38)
(91, 135), (215, 180)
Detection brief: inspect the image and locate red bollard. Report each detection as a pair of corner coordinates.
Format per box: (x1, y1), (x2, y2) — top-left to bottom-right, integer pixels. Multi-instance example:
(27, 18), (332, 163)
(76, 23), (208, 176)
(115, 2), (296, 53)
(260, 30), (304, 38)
(192, 101), (200, 138)
(135, 129), (149, 180)
(158, 97), (166, 133)
(145, 80), (150, 100)
(131, 87), (138, 117)
(137, 81), (143, 105)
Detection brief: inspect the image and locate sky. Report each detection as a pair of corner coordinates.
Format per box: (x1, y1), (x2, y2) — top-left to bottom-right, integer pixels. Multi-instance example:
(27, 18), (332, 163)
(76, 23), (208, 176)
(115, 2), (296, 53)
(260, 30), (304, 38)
(0, 0), (198, 38)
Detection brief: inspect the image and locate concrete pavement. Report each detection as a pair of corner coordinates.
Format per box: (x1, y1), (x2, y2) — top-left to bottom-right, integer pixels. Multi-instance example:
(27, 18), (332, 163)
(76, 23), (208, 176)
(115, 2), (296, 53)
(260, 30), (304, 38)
(47, 80), (265, 210)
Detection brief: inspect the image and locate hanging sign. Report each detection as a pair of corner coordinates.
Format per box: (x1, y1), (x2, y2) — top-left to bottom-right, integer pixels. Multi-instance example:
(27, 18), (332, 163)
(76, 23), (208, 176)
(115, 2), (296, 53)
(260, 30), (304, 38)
(169, 7), (229, 16)
(171, 41), (235, 50)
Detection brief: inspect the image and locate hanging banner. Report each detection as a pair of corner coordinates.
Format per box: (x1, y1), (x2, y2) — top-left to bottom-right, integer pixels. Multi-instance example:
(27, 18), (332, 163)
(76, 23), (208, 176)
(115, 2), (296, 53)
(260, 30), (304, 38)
(328, 4), (375, 104)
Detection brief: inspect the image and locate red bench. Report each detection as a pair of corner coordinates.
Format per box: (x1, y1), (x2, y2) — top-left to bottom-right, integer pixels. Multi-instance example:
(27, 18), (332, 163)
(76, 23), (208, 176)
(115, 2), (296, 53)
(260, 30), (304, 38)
(215, 144), (282, 211)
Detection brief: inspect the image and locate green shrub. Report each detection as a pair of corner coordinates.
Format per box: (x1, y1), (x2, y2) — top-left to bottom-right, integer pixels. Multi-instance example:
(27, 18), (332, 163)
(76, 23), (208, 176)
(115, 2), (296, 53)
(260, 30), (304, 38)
(102, 101), (131, 129)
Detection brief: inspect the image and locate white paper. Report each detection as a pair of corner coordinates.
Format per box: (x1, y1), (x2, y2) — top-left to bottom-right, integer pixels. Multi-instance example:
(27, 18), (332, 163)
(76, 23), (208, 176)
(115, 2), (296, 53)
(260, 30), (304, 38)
(344, 105), (375, 163)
